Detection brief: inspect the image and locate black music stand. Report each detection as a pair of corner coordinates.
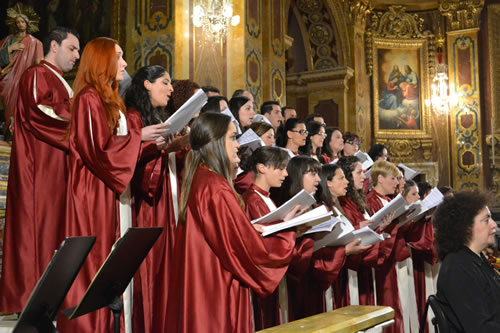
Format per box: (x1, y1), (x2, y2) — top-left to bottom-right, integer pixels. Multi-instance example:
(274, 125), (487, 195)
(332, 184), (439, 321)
(61, 227), (163, 333)
(13, 236), (96, 333)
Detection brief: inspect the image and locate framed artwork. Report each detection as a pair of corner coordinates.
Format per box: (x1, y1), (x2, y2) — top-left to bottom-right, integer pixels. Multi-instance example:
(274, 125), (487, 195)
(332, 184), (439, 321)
(372, 38), (431, 138)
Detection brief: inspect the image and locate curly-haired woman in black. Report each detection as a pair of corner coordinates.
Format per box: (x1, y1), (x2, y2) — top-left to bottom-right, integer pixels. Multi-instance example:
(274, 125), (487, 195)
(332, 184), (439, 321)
(434, 190), (500, 332)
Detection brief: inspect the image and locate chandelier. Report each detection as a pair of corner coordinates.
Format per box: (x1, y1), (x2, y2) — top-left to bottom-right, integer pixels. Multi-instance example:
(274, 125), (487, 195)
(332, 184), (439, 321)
(193, 0), (241, 42)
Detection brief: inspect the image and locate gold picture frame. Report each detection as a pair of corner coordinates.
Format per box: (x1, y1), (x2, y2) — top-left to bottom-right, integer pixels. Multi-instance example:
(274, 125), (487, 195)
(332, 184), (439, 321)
(372, 37), (432, 139)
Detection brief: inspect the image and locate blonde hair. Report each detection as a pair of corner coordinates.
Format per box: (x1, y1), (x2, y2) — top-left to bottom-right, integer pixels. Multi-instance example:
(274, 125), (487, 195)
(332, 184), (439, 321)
(371, 160), (400, 186)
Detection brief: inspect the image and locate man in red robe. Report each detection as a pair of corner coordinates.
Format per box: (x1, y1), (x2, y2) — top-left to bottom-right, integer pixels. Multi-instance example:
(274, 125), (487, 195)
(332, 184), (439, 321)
(0, 27), (80, 312)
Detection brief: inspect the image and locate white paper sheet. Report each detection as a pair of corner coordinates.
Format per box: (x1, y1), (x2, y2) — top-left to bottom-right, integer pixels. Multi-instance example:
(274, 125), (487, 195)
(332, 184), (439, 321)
(251, 189), (316, 224)
(163, 89), (208, 135)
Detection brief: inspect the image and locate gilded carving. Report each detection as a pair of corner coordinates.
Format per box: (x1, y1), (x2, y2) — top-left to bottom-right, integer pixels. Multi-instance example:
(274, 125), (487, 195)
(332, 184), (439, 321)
(439, 0), (485, 31)
(369, 5), (430, 39)
(365, 6), (435, 76)
(344, 0), (373, 27)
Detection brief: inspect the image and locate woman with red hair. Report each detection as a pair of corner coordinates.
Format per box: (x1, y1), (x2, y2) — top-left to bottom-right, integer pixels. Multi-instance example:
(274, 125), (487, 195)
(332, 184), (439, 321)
(61, 37), (167, 333)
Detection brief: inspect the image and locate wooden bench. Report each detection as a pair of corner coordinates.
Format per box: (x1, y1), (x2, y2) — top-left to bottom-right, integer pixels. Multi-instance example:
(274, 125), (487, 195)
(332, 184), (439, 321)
(257, 305), (394, 333)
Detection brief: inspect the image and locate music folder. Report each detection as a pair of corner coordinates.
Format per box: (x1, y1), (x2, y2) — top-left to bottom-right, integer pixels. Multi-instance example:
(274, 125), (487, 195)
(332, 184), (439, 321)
(61, 227), (163, 319)
(13, 236), (96, 333)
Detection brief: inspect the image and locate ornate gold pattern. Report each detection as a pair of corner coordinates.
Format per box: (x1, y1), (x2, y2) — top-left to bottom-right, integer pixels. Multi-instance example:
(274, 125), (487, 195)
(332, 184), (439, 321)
(344, 0), (373, 27)
(365, 5), (435, 76)
(439, 0), (485, 31)
(375, 138), (433, 163)
(487, 4), (500, 201)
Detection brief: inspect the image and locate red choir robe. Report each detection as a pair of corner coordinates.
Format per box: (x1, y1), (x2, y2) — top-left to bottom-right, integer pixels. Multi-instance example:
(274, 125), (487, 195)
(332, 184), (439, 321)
(367, 189), (412, 333)
(127, 109), (178, 333)
(321, 153), (335, 164)
(243, 184), (298, 330)
(165, 166), (297, 332)
(234, 170), (255, 194)
(405, 215), (437, 333)
(0, 60), (72, 312)
(59, 86), (141, 333)
(338, 196), (393, 307)
(0, 33), (43, 131)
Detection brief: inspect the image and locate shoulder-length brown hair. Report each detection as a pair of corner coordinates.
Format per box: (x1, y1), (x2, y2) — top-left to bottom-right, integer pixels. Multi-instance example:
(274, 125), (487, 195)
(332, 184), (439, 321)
(71, 37), (125, 131)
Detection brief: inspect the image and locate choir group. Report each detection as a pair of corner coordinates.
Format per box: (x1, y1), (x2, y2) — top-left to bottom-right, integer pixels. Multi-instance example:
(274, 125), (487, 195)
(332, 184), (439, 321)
(0, 25), (499, 333)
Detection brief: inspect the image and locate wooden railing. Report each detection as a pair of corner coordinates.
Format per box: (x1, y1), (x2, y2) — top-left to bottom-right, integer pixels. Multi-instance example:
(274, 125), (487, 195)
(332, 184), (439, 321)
(257, 305), (394, 333)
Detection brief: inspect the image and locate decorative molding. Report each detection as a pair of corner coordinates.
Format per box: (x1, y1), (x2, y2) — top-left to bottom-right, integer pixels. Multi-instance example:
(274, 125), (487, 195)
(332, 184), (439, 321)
(376, 138), (433, 162)
(369, 5), (430, 39)
(365, 5), (435, 76)
(344, 0), (373, 27)
(284, 34), (294, 50)
(286, 67), (354, 89)
(439, 0), (485, 31)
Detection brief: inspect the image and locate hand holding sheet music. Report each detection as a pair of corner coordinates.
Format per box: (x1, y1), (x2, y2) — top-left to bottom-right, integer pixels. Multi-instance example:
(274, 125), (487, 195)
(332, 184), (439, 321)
(261, 205), (333, 237)
(251, 189), (316, 225)
(369, 194), (408, 229)
(163, 90), (208, 136)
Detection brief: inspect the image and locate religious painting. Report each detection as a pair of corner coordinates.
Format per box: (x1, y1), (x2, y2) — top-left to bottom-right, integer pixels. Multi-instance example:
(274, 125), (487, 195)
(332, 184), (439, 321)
(372, 38), (431, 138)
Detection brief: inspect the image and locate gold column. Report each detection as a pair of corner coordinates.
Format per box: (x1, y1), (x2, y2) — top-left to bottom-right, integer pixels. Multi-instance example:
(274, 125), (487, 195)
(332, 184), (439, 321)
(440, 0), (485, 190)
(485, 4), (500, 201)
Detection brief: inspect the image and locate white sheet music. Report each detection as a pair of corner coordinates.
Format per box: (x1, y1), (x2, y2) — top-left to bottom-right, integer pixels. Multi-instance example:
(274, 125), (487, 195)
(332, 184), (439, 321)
(355, 151), (374, 170)
(261, 205), (332, 237)
(304, 215), (341, 235)
(237, 129), (261, 146)
(398, 163), (420, 180)
(163, 90), (207, 135)
(369, 194), (407, 229)
(251, 189), (316, 224)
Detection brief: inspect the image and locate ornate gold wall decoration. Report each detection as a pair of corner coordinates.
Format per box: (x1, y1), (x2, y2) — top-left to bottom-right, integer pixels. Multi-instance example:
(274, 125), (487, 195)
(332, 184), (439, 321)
(487, 4), (500, 201)
(344, 0), (373, 27)
(439, 0), (485, 31)
(447, 29), (484, 190)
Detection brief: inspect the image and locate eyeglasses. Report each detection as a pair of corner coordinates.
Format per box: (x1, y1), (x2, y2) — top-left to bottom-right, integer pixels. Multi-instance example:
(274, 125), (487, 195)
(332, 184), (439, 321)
(292, 129), (308, 136)
(316, 132), (327, 137)
(345, 141), (360, 146)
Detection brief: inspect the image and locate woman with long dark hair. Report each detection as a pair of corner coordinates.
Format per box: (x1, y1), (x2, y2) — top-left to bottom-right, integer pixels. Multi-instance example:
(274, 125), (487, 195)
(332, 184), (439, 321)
(336, 156), (394, 309)
(166, 112), (297, 332)
(275, 118), (307, 157)
(125, 65), (178, 332)
(299, 121), (326, 163)
(229, 95), (254, 133)
(321, 127), (343, 163)
(63, 38), (167, 333)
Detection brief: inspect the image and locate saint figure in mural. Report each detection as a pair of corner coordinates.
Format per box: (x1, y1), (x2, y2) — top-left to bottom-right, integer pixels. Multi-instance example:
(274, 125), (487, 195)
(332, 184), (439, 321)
(0, 2), (43, 133)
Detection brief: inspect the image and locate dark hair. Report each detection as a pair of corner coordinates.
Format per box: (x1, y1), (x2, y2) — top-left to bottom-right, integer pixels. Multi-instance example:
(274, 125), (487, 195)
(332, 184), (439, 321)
(277, 156), (321, 205)
(438, 186), (453, 198)
(418, 181), (433, 199)
(368, 144), (389, 162)
(202, 85), (220, 94)
(402, 179), (418, 198)
(336, 156), (369, 213)
(125, 65), (168, 126)
(275, 118), (305, 148)
(200, 95), (229, 114)
(299, 121), (325, 162)
(281, 106), (295, 117)
(232, 89), (249, 98)
(305, 113), (324, 124)
(179, 112), (240, 222)
(249, 146), (289, 175)
(43, 26), (79, 56)
(343, 131), (360, 145)
(228, 96), (250, 128)
(166, 80), (201, 116)
(250, 121), (274, 137)
(316, 164), (343, 216)
(433, 190), (490, 260)
(322, 127), (342, 159)
(260, 101), (280, 115)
